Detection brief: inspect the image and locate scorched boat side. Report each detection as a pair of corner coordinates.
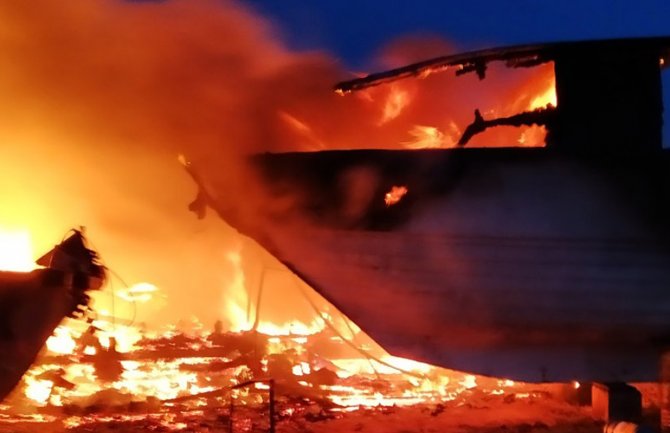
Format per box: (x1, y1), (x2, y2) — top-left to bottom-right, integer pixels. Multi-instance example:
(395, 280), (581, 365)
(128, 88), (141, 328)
(0, 230), (105, 401)
(186, 37), (670, 382)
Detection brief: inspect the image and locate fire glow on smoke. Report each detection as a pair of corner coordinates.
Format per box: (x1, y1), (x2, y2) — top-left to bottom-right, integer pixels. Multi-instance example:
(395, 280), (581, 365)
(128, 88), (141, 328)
(0, 0), (557, 323)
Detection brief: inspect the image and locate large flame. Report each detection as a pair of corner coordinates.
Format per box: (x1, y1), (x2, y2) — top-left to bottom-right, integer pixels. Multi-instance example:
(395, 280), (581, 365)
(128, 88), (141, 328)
(0, 229), (35, 272)
(223, 250), (252, 332)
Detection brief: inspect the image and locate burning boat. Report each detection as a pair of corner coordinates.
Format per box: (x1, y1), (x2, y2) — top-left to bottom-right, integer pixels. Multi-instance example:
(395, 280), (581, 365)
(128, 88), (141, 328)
(0, 229), (105, 401)
(185, 37), (670, 383)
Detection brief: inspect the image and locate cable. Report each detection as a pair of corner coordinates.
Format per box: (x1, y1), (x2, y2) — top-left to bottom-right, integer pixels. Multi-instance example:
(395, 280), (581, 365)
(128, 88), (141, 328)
(246, 263), (421, 378)
(106, 267), (138, 327)
(82, 232), (138, 328)
(290, 275), (426, 379)
(339, 309), (381, 380)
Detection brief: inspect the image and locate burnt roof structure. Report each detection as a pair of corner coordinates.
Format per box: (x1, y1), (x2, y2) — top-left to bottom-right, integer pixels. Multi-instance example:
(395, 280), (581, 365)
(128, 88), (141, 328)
(337, 36), (670, 154)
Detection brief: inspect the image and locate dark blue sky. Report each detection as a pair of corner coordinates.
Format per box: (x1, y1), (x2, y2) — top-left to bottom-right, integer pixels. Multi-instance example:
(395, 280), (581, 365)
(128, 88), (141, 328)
(246, 0), (670, 68)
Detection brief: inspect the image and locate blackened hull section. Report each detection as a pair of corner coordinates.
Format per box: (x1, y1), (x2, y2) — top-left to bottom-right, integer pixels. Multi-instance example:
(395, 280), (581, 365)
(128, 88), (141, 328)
(241, 148), (670, 382)
(271, 228), (670, 382)
(0, 269), (76, 400)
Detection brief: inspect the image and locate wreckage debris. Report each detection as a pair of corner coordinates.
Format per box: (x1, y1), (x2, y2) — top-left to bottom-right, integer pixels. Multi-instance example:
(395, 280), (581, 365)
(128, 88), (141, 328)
(0, 322), (614, 433)
(458, 106), (556, 146)
(0, 229), (106, 403)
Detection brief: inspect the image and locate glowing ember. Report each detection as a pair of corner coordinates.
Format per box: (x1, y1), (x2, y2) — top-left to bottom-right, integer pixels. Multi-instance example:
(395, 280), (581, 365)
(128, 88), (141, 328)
(0, 229), (35, 272)
(291, 362), (311, 376)
(45, 327), (77, 354)
(384, 185), (408, 207)
(23, 378), (53, 405)
(115, 359), (216, 400)
(459, 374), (477, 390)
(94, 321), (144, 353)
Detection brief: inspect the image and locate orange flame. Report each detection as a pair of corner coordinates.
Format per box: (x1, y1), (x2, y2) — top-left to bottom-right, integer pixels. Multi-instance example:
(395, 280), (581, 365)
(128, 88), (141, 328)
(527, 74), (557, 110)
(384, 185), (408, 206)
(379, 85), (411, 125)
(223, 249), (252, 332)
(0, 229), (35, 272)
(46, 327), (77, 354)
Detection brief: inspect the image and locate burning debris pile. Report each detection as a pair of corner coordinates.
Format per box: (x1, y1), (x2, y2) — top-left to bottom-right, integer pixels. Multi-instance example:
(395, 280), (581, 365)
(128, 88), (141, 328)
(0, 215), (637, 433)
(0, 317), (598, 433)
(0, 228), (596, 433)
(0, 228), (597, 432)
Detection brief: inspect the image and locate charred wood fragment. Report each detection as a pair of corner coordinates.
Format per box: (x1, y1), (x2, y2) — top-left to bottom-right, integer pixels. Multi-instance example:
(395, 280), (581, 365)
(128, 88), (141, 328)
(458, 106), (557, 146)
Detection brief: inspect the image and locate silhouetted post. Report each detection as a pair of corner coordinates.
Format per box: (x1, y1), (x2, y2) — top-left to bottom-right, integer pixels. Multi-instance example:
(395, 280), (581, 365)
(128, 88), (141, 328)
(269, 379), (276, 433)
(229, 395), (234, 433)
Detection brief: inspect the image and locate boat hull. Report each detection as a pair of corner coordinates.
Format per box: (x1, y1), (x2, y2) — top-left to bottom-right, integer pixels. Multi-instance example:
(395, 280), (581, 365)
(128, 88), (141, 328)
(0, 269), (78, 399)
(0, 230), (104, 401)
(199, 148), (670, 382)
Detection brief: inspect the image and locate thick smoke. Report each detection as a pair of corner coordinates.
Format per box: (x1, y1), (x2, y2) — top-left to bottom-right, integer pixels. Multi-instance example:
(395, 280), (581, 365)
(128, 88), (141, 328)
(0, 0), (298, 327)
(0, 0), (553, 328)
